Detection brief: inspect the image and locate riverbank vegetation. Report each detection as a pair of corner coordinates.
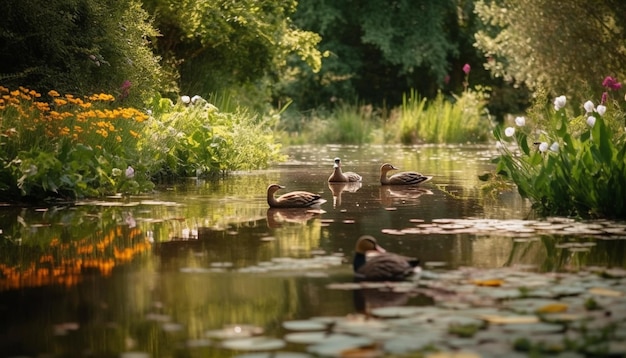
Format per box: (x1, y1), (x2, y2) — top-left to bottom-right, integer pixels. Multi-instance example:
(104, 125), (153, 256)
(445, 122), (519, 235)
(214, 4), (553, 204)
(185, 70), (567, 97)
(1, 0), (625, 217)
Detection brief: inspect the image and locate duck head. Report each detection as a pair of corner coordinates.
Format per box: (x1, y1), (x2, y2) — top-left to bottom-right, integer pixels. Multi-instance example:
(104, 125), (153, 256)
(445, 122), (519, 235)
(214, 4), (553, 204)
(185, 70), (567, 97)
(380, 163), (398, 174)
(355, 235), (387, 255)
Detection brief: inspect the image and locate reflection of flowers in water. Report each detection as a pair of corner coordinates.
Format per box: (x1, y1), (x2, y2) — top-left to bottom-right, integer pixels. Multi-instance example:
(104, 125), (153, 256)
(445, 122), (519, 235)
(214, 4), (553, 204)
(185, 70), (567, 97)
(0, 226), (151, 291)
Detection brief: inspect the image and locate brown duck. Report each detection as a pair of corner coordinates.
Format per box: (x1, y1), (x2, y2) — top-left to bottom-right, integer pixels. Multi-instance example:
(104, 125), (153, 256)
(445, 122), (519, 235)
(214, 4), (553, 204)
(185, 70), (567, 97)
(353, 235), (420, 281)
(379, 163), (432, 185)
(328, 157), (362, 182)
(266, 184), (327, 208)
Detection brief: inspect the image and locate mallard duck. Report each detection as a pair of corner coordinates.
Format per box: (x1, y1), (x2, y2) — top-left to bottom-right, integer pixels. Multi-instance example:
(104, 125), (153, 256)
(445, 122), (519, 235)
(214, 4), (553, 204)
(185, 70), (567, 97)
(380, 163), (432, 185)
(328, 158), (362, 182)
(353, 235), (420, 281)
(266, 184), (327, 208)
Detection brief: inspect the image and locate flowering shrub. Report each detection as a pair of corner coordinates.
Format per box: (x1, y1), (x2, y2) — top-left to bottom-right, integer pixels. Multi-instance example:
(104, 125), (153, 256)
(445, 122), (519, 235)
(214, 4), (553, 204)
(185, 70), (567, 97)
(0, 86), (155, 201)
(494, 89), (626, 218)
(143, 94), (286, 179)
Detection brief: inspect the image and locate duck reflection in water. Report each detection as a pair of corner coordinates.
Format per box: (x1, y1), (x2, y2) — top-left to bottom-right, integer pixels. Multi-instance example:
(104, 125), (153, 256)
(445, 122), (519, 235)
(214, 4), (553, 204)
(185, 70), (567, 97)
(379, 186), (433, 207)
(266, 207), (325, 228)
(328, 181), (362, 208)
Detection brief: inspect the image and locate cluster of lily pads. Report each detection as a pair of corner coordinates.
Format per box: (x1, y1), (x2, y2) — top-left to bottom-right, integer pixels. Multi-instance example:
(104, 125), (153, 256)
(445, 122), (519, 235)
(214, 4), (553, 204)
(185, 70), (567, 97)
(165, 258), (626, 357)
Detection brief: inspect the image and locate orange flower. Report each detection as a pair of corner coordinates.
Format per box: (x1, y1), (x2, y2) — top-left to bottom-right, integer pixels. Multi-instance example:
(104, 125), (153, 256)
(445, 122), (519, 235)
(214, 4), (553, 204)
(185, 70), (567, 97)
(48, 90), (60, 97)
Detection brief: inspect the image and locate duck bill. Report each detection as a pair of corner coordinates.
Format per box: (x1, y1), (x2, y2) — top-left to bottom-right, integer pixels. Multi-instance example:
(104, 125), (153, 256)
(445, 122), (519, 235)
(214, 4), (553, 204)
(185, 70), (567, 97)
(375, 244), (386, 253)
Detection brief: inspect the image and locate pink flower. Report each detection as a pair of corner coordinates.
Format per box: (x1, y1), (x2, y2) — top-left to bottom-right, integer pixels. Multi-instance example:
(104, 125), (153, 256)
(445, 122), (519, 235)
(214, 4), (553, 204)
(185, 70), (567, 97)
(462, 63), (471, 75)
(602, 76), (622, 91)
(601, 92), (608, 105)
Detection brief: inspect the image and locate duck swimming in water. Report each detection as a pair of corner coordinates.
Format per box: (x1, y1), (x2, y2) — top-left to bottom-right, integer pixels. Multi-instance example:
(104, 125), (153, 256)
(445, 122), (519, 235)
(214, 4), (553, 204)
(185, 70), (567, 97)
(379, 163), (432, 186)
(328, 157), (362, 183)
(353, 235), (420, 281)
(266, 184), (327, 208)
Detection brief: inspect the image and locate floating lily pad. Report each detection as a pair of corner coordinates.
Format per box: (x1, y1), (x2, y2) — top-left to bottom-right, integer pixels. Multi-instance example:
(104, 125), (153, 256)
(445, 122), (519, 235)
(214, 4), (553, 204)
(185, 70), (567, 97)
(370, 306), (423, 318)
(282, 320), (327, 331)
(235, 352), (311, 358)
(306, 335), (372, 356)
(222, 337), (285, 351)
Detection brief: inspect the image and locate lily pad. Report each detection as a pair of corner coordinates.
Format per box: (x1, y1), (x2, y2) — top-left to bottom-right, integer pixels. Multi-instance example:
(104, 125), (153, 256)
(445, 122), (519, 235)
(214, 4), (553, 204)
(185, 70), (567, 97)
(282, 320), (327, 331)
(222, 337), (286, 351)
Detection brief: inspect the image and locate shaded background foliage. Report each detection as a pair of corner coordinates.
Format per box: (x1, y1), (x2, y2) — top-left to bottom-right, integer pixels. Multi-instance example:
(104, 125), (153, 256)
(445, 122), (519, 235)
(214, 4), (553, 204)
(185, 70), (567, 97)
(1, 0), (624, 121)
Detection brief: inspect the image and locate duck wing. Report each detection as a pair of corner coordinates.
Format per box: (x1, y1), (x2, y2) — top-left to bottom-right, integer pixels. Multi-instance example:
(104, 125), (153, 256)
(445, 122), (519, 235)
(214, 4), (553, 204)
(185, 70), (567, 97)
(388, 172), (432, 185)
(344, 171), (363, 182)
(355, 253), (419, 281)
(276, 191), (326, 208)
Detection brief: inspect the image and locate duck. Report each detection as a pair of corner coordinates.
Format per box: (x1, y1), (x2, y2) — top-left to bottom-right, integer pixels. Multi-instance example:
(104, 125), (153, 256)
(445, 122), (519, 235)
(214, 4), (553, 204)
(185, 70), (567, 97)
(353, 235), (420, 281)
(266, 184), (327, 208)
(379, 163), (432, 185)
(328, 157), (362, 182)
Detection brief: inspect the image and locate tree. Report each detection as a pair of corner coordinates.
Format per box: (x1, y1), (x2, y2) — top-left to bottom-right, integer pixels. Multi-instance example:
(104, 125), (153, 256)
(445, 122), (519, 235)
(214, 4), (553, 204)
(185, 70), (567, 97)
(281, 0), (463, 110)
(474, 0), (626, 102)
(0, 0), (163, 105)
(143, 0), (323, 104)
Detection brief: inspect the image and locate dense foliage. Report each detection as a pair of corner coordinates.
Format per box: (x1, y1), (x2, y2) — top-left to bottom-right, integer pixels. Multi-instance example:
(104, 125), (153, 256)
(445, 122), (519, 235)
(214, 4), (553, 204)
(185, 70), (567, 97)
(0, 87), (284, 201)
(0, 0), (163, 106)
(475, 0), (626, 102)
(494, 88), (626, 218)
(143, 0), (324, 106)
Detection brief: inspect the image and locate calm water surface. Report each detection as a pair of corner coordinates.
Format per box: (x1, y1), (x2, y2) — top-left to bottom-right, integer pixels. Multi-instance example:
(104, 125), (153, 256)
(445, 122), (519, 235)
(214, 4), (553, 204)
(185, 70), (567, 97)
(1, 144), (624, 357)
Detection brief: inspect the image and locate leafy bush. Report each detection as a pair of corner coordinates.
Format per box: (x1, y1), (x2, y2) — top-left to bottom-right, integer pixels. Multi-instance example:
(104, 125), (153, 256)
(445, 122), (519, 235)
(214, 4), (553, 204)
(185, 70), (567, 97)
(494, 89), (626, 218)
(0, 86), (155, 201)
(144, 94), (287, 179)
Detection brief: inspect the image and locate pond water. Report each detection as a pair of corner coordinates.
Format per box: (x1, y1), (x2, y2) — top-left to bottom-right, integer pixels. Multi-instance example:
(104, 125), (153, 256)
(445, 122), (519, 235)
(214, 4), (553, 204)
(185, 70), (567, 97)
(1, 144), (625, 358)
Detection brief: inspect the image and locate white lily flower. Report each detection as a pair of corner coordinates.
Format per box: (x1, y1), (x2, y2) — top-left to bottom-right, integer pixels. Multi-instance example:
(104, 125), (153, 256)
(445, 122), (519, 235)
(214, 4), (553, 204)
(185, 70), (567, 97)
(596, 105), (606, 116)
(539, 142), (549, 152)
(549, 142), (559, 152)
(191, 95), (203, 104)
(586, 116), (596, 128)
(504, 127), (515, 137)
(181, 95), (191, 104)
(583, 100), (595, 113)
(514, 116), (526, 127)
(554, 95), (567, 110)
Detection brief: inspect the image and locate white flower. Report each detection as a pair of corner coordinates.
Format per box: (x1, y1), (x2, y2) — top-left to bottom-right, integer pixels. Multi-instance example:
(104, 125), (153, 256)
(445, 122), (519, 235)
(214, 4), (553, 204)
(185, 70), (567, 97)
(586, 116), (596, 128)
(181, 95), (191, 104)
(554, 95), (567, 110)
(539, 142), (549, 152)
(125, 166), (135, 178)
(596, 105), (606, 116)
(504, 127), (515, 137)
(583, 100), (595, 113)
(514, 116), (526, 127)
(549, 142), (559, 152)
(191, 95), (203, 104)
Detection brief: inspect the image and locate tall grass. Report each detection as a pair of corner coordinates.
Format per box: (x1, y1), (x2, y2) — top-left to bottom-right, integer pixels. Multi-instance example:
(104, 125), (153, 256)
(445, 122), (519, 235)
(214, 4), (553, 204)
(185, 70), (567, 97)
(292, 103), (375, 144)
(395, 89), (492, 144)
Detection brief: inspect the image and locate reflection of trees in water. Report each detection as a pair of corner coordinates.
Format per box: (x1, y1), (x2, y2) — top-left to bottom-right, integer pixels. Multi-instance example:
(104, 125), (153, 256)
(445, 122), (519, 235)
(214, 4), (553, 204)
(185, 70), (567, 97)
(507, 235), (626, 271)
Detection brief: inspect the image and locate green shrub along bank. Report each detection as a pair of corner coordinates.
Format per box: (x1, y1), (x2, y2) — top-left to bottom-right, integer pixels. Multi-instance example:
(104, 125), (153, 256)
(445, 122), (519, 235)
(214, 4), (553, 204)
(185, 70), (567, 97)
(494, 81), (626, 218)
(0, 86), (285, 202)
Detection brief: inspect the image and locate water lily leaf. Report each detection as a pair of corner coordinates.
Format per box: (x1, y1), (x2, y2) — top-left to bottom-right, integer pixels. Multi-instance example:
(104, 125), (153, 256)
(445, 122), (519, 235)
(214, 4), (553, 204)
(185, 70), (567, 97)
(480, 315), (539, 324)
(222, 337), (285, 351)
(235, 353), (311, 358)
(282, 320), (327, 331)
(588, 287), (623, 297)
(370, 306), (423, 318)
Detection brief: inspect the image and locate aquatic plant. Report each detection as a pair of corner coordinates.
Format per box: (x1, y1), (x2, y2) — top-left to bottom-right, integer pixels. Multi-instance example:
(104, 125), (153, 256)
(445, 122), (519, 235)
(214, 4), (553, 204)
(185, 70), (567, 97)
(144, 93), (286, 179)
(494, 86), (626, 218)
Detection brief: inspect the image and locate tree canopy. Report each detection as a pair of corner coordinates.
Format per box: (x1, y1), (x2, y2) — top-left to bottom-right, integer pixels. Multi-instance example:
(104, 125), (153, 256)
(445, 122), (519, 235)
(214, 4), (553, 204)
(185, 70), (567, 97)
(474, 0), (626, 102)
